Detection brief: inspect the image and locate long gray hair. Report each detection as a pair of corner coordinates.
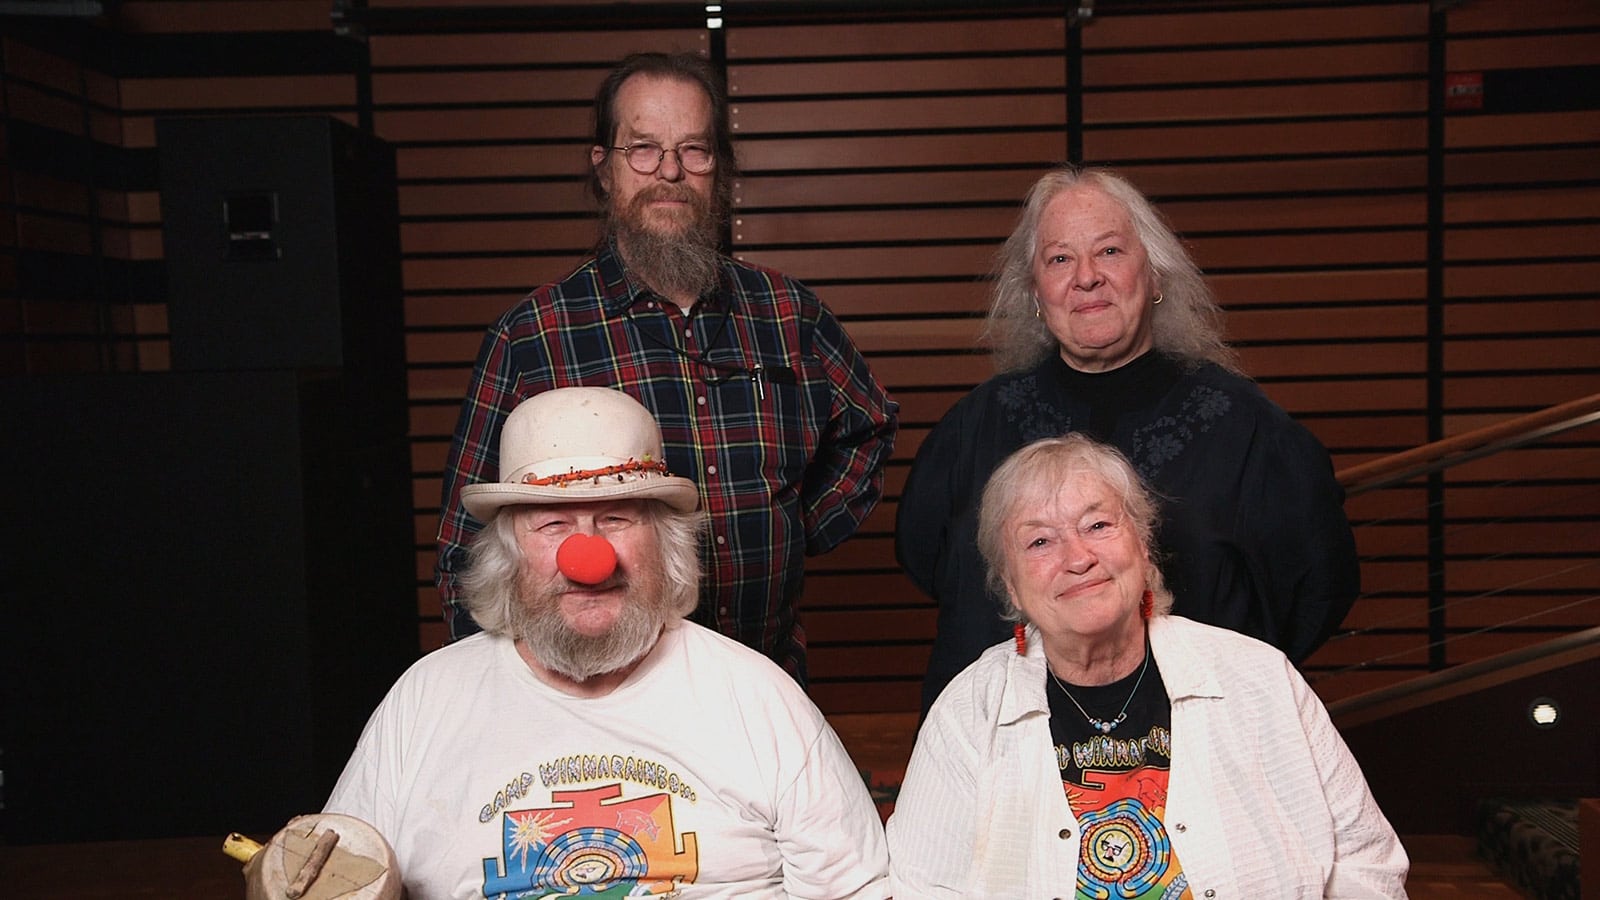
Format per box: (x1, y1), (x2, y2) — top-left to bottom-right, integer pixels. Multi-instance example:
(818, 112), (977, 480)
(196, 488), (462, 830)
(976, 433), (1174, 623)
(983, 165), (1240, 375)
(461, 501), (705, 636)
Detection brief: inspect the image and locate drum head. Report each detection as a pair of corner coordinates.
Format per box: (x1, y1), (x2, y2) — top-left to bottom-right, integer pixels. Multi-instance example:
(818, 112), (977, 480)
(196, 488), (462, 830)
(244, 813), (401, 900)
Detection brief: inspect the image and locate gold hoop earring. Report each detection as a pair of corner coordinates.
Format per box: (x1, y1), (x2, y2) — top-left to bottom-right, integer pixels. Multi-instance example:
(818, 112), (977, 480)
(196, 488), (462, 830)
(1152, 293), (1163, 305)
(1033, 297), (1042, 319)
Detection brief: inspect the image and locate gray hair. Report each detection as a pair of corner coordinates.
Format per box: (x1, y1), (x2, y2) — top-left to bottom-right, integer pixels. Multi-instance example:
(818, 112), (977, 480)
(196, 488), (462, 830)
(460, 501), (705, 636)
(983, 165), (1240, 375)
(976, 433), (1174, 622)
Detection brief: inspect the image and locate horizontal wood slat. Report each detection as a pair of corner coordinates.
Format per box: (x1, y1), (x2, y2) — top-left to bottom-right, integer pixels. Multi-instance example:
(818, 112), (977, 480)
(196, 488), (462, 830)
(1445, 185), (1600, 223)
(1446, 148), (1600, 186)
(1445, 109), (1600, 148)
(370, 30), (707, 66)
(113, 0), (330, 33)
(807, 681), (921, 715)
(732, 208), (1015, 247)
(374, 107), (591, 143)
(120, 76), (356, 110)
(1117, 156), (1429, 195)
(725, 18), (1066, 60)
(1447, 32), (1600, 69)
(731, 95), (1066, 134)
(1443, 374), (1600, 408)
(372, 70), (603, 105)
(1339, 597), (1429, 630)
(1084, 81), (1428, 124)
(5, 82), (92, 133)
(735, 132), (1070, 172)
(728, 58), (1066, 97)
(1442, 336), (1600, 371)
(1087, 41), (1427, 84)
(1447, 0), (1600, 31)
(1084, 5), (1427, 48)
(1443, 260), (1600, 298)
(1164, 193), (1428, 234)
(734, 171), (1045, 209)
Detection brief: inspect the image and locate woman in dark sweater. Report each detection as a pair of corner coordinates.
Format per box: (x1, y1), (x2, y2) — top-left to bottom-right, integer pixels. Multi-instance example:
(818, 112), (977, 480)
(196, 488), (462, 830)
(898, 165), (1358, 716)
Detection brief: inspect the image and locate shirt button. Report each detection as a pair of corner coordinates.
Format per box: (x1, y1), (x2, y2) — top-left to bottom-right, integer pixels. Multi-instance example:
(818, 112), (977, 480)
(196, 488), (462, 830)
(696, 396), (706, 406)
(715, 535), (726, 545)
(719, 606), (728, 615)
(706, 465), (717, 475)
(1203, 891), (1215, 898)
(1057, 827), (1071, 839)
(683, 328), (692, 338)
(1174, 823), (1186, 832)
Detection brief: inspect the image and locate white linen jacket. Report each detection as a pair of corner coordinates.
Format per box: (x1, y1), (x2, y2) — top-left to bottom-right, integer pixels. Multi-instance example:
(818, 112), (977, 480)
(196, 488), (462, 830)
(886, 615), (1408, 899)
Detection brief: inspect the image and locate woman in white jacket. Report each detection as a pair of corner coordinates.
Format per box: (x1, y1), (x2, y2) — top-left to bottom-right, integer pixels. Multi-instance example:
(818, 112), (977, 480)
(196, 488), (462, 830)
(886, 433), (1407, 898)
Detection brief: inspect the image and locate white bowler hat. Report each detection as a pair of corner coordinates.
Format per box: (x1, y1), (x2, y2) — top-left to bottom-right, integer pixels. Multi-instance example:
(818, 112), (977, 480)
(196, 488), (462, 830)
(461, 387), (700, 521)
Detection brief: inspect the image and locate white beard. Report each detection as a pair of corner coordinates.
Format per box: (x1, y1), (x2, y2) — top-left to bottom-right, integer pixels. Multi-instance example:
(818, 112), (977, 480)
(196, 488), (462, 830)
(508, 576), (668, 682)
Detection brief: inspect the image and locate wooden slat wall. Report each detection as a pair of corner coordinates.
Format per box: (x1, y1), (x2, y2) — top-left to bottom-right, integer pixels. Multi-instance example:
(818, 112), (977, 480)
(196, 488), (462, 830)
(1086, 2), (1443, 708)
(1313, 0), (1600, 702)
(725, 13), (1067, 712)
(726, 1), (1600, 710)
(1439, 2), (1600, 672)
(1, 33), (131, 373)
(732, 4), (1444, 711)
(4, 0), (1596, 715)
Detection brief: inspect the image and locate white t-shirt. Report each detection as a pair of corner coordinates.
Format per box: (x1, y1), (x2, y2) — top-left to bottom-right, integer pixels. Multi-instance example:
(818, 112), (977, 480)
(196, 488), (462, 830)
(326, 621), (889, 900)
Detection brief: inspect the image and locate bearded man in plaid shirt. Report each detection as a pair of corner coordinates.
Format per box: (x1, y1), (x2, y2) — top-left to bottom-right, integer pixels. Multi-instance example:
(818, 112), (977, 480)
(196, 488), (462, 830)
(435, 52), (897, 685)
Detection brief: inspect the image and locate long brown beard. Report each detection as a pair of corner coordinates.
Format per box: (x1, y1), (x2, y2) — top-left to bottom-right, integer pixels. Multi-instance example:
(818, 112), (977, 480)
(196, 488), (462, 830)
(508, 569), (669, 682)
(608, 184), (724, 302)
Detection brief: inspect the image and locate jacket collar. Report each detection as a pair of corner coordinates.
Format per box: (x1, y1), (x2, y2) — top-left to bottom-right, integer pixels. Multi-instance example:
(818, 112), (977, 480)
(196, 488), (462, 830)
(1147, 615), (1225, 701)
(997, 625), (1050, 726)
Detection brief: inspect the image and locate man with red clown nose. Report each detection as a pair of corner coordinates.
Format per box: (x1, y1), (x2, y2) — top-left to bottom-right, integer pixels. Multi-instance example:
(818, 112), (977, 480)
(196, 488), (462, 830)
(326, 387), (890, 900)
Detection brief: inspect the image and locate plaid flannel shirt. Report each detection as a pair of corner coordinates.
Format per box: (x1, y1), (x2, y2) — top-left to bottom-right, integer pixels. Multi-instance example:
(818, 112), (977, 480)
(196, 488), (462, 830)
(435, 240), (897, 683)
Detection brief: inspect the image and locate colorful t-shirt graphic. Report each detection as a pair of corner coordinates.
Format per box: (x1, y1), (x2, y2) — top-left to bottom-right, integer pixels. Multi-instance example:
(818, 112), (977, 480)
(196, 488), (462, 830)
(323, 629), (889, 899)
(1050, 659), (1191, 900)
(483, 778), (698, 898)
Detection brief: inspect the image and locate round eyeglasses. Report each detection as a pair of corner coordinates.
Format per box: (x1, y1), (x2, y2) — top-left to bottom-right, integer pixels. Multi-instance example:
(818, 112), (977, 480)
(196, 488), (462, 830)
(609, 141), (715, 175)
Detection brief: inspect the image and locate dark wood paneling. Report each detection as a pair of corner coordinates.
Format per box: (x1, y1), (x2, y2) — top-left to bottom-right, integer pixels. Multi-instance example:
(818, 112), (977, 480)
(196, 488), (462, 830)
(120, 75), (356, 110)
(728, 57), (1066, 97)
(1083, 5), (1428, 47)
(113, 0), (332, 33)
(370, 29), (707, 66)
(725, 17), (1065, 58)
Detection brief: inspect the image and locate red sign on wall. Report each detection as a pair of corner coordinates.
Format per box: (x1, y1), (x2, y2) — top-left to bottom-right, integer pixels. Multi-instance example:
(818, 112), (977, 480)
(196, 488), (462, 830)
(1445, 71), (1485, 111)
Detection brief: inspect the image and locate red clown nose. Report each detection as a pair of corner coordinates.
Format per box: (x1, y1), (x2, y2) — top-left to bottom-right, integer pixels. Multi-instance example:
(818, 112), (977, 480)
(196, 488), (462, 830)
(556, 533), (618, 585)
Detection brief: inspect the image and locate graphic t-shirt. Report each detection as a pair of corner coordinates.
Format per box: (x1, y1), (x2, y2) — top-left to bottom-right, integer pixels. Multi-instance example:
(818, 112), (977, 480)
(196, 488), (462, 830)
(1048, 653), (1192, 900)
(325, 626), (889, 900)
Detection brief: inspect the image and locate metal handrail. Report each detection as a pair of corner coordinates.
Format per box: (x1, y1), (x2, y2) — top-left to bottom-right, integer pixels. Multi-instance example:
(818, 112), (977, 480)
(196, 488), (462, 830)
(1328, 624), (1600, 728)
(1337, 393), (1600, 495)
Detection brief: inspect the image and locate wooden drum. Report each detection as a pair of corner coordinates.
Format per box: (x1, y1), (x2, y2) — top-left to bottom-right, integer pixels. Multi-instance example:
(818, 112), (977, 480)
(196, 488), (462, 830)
(226, 813), (401, 900)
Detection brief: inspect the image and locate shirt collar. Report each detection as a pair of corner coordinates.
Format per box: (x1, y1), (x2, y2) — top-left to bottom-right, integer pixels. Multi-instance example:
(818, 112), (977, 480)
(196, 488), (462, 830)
(1147, 615), (1225, 701)
(997, 617), (1226, 725)
(997, 625), (1050, 726)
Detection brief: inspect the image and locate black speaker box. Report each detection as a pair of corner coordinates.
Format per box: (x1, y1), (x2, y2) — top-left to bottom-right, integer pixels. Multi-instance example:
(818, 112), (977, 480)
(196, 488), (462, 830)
(156, 116), (406, 438)
(0, 371), (418, 844)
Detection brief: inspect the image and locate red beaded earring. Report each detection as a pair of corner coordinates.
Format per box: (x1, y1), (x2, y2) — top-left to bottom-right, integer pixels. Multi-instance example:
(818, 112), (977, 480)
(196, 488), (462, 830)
(1140, 590), (1154, 620)
(1013, 622), (1028, 655)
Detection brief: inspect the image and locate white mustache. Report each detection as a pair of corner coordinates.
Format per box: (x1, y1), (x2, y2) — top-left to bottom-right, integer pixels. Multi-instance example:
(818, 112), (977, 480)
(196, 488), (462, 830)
(553, 575), (627, 594)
